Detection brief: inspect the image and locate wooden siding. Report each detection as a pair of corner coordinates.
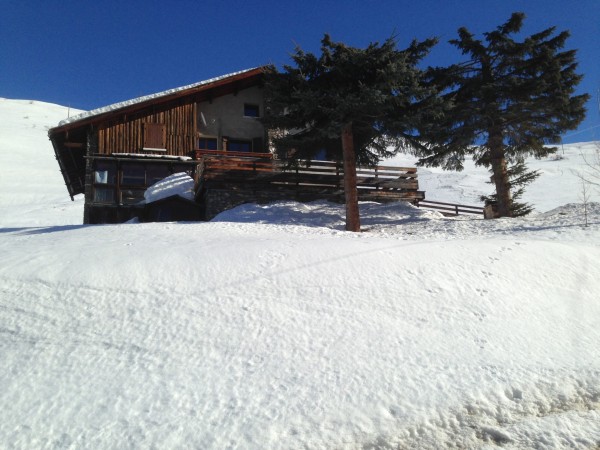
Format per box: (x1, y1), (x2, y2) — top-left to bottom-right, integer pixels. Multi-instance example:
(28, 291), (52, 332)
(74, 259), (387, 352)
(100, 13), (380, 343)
(97, 101), (196, 156)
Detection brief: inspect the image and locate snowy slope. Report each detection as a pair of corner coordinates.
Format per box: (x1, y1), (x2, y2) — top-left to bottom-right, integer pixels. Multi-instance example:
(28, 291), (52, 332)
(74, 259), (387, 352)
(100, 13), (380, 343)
(388, 142), (600, 212)
(0, 98), (84, 226)
(0, 100), (599, 449)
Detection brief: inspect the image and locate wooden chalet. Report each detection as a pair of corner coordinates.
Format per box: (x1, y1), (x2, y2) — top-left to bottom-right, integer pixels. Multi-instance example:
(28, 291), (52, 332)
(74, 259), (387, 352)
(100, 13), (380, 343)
(49, 67), (425, 224)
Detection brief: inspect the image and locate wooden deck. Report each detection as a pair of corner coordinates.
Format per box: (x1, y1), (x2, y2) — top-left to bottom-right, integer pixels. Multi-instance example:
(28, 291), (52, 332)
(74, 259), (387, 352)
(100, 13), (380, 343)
(200, 152), (423, 196)
(196, 152), (425, 204)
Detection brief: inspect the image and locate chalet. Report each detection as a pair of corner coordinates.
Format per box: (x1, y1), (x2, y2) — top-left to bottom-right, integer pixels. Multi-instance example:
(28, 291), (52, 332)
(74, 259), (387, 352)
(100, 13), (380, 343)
(49, 67), (424, 224)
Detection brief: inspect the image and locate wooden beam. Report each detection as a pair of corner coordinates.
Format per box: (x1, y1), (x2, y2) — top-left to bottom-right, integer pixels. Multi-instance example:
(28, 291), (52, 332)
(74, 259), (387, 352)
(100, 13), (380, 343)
(63, 142), (84, 148)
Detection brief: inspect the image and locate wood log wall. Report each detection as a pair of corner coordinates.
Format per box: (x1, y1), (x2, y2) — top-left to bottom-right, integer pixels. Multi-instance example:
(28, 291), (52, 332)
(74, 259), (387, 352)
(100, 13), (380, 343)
(97, 101), (196, 156)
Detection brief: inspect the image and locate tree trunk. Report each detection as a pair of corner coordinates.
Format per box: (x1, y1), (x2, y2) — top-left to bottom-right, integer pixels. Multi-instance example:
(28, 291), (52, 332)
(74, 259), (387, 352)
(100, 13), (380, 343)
(489, 129), (512, 217)
(341, 122), (361, 231)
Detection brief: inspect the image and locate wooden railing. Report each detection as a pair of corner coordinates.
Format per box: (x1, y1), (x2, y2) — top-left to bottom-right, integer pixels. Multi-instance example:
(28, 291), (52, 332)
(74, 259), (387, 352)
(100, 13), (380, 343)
(200, 156), (417, 187)
(197, 154), (424, 203)
(417, 199), (484, 216)
(195, 149), (274, 159)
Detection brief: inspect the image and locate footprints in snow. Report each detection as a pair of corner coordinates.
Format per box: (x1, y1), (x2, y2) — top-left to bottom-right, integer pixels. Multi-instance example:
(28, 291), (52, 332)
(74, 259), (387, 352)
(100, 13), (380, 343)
(472, 311), (486, 322)
(257, 249), (286, 272)
(480, 270), (493, 278)
(475, 288), (489, 298)
(487, 242), (523, 265)
(478, 242), (523, 286)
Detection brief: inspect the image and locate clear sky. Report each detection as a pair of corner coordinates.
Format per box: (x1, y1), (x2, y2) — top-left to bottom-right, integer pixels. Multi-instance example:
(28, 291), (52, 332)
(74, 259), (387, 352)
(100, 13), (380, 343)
(2, 0), (598, 143)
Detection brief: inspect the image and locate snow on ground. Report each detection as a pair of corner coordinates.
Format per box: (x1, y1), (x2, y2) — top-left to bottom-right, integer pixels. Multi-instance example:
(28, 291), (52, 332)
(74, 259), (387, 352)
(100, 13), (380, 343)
(0, 99), (599, 449)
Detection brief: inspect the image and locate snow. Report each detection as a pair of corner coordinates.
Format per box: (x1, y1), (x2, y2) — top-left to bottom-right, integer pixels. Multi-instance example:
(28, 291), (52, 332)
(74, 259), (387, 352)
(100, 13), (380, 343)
(143, 172), (195, 203)
(1, 99), (600, 449)
(387, 142), (600, 213)
(0, 98), (84, 227)
(55, 68), (259, 128)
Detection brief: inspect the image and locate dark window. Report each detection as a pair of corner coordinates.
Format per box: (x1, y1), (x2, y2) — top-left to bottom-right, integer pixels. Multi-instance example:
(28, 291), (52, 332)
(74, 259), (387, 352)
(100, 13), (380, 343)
(243, 104), (260, 118)
(314, 149), (327, 160)
(146, 165), (171, 186)
(121, 164), (146, 186)
(172, 165), (193, 176)
(120, 188), (145, 205)
(228, 139), (252, 152)
(198, 137), (218, 150)
(94, 187), (115, 203)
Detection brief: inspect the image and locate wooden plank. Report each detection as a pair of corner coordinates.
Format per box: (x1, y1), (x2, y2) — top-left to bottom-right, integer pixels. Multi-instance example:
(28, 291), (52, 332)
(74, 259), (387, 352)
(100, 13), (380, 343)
(368, 164), (417, 172)
(196, 149), (273, 159)
(374, 180), (419, 189)
(417, 200), (483, 216)
(419, 200), (481, 210)
(204, 164), (275, 173)
(281, 166), (342, 175)
(63, 142), (84, 148)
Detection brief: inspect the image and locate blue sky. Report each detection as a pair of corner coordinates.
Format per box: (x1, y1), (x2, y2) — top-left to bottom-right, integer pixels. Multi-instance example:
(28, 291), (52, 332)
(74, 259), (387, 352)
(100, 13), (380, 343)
(2, 0), (598, 143)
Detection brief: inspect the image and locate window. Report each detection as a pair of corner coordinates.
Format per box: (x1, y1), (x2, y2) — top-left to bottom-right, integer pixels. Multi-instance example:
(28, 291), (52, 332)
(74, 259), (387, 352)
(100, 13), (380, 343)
(120, 188), (145, 205)
(121, 164), (146, 186)
(93, 161), (116, 203)
(91, 160), (196, 206)
(314, 149), (327, 160)
(94, 187), (115, 203)
(146, 165), (171, 186)
(120, 164), (145, 204)
(198, 137), (218, 150)
(228, 139), (252, 152)
(94, 161), (116, 185)
(243, 103), (260, 118)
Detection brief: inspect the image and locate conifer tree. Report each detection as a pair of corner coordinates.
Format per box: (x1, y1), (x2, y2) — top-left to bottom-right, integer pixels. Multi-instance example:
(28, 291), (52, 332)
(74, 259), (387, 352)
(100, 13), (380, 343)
(416, 12), (589, 217)
(263, 35), (437, 231)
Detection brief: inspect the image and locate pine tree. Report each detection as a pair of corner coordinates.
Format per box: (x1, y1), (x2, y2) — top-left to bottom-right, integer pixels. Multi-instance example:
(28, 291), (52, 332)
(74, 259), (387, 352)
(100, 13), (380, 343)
(482, 161), (540, 217)
(262, 34), (437, 231)
(415, 12), (590, 217)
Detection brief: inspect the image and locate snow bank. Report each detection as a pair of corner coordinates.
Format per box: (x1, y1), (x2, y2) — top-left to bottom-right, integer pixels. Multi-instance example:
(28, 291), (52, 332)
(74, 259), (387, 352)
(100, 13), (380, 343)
(1, 202), (599, 449)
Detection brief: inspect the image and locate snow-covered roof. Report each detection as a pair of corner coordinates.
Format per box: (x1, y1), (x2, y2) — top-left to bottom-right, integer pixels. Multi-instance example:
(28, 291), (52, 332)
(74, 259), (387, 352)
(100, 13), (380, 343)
(57, 67), (261, 127)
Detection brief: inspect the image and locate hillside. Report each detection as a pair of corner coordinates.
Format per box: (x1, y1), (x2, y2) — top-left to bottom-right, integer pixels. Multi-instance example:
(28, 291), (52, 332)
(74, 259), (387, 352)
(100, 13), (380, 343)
(0, 98), (84, 227)
(0, 99), (599, 449)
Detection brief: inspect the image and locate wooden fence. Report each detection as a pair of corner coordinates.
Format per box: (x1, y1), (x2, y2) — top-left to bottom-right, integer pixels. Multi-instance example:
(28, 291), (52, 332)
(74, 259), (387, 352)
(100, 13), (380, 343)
(416, 199), (484, 216)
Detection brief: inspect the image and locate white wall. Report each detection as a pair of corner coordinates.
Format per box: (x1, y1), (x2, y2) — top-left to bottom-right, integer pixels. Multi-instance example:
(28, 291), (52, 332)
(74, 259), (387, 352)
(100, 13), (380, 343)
(197, 85), (265, 150)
